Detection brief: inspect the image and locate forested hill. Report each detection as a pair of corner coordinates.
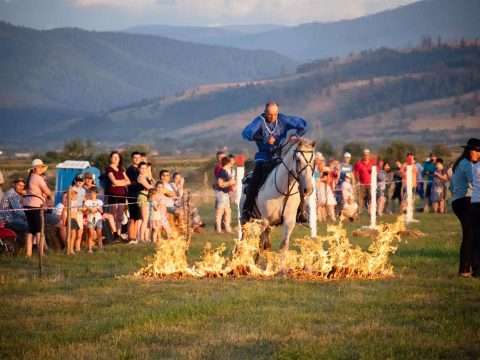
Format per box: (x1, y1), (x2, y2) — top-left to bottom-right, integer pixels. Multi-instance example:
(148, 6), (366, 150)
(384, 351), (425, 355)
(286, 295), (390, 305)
(32, 44), (480, 153)
(0, 22), (296, 112)
(127, 0), (480, 61)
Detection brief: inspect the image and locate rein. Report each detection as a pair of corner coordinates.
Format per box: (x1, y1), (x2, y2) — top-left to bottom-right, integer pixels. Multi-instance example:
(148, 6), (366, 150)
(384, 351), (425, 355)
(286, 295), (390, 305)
(271, 144), (315, 221)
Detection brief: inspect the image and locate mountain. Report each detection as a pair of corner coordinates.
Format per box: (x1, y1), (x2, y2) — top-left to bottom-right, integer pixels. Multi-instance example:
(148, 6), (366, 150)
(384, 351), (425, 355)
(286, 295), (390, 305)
(125, 24), (286, 45)
(30, 44), (480, 154)
(0, 22), (296, 112)
(125, 0), (480, 61)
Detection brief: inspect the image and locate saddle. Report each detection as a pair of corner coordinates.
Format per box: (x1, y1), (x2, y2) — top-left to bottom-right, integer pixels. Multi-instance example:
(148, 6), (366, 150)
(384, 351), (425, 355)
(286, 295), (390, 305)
(242, 159), (281, 195)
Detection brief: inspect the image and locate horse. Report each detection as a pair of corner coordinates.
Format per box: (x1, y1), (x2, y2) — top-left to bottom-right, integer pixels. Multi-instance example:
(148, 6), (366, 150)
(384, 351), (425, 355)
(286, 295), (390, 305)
(242, 138), (316, 255)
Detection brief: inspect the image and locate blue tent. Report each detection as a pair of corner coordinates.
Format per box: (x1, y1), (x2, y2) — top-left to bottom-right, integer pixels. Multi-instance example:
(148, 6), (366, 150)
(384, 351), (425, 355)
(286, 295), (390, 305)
(55, 161), (100, 205)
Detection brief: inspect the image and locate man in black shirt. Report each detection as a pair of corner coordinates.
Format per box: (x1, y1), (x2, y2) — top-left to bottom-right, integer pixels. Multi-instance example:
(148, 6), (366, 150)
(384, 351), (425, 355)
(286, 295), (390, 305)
(126, 151), (141, 242)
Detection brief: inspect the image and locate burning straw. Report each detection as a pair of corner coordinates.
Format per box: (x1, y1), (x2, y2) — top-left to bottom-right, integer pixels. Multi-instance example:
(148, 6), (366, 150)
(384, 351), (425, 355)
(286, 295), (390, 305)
(135, 216), (406, 280)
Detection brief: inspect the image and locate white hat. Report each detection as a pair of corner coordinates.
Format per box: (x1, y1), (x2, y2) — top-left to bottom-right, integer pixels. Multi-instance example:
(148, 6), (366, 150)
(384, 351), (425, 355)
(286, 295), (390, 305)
(344, 152), (351, 158)
(30, 159), (48, 170)
(315, 152), (324, 160)
(363, 149), (370, 154)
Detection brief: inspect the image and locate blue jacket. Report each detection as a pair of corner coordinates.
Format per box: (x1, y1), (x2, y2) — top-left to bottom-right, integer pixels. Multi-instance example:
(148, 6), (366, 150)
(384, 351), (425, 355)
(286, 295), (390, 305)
(242, 113), (307, 163)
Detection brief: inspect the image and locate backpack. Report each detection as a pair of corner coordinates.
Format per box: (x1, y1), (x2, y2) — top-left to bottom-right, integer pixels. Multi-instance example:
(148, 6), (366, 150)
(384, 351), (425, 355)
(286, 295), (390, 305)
(98, 172), (108, 192)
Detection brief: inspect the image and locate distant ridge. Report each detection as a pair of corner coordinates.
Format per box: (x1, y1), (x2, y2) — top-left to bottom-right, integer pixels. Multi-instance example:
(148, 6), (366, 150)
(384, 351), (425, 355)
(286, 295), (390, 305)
(0, 22), (296, 112)
(126, 0), (480, 61)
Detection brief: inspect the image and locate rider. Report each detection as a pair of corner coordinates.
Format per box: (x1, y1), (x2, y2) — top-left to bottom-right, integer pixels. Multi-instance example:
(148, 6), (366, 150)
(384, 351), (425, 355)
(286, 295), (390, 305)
(240, 101), (308, 224)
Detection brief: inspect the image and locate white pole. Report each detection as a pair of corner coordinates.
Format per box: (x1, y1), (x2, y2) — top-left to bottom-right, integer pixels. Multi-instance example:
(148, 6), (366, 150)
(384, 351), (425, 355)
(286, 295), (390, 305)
(309, 174), (317, 238)
(370, 165), (377, 229)
(406, 164), (417, 223)
(236, 165), (245, 240)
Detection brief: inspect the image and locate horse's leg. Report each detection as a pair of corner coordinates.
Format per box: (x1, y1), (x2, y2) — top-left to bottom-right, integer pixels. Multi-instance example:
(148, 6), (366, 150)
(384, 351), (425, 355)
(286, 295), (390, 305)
(279, 217), (296, 251)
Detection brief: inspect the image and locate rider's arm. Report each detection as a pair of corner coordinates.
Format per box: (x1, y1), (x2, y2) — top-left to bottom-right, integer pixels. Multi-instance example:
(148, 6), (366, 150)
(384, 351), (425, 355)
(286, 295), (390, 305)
(242, 116), (266, 142)
(283, 114), (307, 137)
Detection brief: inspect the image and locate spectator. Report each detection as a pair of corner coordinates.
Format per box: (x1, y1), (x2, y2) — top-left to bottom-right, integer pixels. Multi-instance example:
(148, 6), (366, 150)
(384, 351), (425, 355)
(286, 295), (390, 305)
(336, 152), (355, 213)
(84, 186), (104, 253)
(391, 161), (403, 213)
(423, 153), (437, 213)
(354, 149), (375, 214)
(400, 153), (418, 213)
(451, 138), (480, 277)
(215, 157), (236, 234)
(126, 151), (141, 243)
(82, 172), (95, 191)
(431, 158), (448, 213)
(341, 173), (354, 205)
(171, 172), (185, 209)
(341, 196), (359, 222)
(377, 161), (387, 216)
(150, 186), (173, 240)
(62, 188), (81, 255)
(471, 150), (480, 279)
(71, 173), (86, 252)
(159, 170), (184, 223)
(214, 151), (226, 178)
(383, 162), (393, 213)
(136, 161), (154, 243)
(415, 160), (424, 201)
(106, 151), (130, 239)
(24, 159), (51, 257)
(0, 168), (4, 199)
(0, 178), (28, 232)
(317, 166), (337, 222)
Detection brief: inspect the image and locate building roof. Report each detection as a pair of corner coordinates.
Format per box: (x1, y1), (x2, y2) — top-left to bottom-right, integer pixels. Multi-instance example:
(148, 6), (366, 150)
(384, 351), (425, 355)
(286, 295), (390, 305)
(56, 160), (91, 169)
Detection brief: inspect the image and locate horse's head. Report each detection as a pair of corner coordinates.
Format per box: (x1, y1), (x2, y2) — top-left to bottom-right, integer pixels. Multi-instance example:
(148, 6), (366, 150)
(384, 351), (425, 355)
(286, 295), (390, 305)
(293, 139), (316, 196)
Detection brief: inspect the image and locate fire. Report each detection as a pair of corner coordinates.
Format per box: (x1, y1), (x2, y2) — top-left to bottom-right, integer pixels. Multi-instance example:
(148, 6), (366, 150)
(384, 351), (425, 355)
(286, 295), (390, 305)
(135, 216), (406, 280)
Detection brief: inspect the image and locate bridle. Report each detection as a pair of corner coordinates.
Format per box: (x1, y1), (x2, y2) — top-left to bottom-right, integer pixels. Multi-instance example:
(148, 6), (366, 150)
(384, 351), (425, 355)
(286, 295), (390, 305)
(274, 144), (315, 197)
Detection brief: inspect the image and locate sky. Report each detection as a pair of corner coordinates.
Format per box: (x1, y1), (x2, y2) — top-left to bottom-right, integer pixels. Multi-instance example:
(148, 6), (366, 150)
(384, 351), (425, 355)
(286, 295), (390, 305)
(0, 0), (420, 30)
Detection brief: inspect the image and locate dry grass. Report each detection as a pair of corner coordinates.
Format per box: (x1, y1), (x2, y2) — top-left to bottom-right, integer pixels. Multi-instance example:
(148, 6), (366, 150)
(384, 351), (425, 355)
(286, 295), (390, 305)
(1, 211), (479, 359)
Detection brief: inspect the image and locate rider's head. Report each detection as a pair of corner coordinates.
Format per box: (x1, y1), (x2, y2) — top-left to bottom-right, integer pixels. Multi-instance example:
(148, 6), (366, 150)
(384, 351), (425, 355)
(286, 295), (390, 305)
(264, 101), (279, 124)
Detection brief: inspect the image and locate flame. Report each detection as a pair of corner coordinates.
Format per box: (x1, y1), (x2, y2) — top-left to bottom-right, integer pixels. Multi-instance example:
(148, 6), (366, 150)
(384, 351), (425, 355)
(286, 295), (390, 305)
(135, 216), (406, 280)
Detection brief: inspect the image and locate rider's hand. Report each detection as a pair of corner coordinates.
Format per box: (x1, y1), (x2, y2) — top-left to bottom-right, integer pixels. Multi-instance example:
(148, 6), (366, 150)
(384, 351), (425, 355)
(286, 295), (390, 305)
(267, 136), (276, 145)
(288, 135), (297, 143)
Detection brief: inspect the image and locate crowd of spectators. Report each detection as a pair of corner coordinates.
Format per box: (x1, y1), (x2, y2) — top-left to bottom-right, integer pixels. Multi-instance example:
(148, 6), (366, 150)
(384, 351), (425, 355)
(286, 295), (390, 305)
(0, 150), (204, 255)
(0, 141), (476, 267)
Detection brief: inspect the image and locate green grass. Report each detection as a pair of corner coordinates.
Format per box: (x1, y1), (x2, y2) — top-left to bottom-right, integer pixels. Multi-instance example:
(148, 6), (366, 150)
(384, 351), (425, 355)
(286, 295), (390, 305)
(1, 210), (479, 359)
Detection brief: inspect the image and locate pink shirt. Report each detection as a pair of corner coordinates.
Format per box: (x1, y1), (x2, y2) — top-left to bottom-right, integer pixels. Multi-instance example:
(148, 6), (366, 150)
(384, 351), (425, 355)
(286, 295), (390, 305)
(24, 173), (47, 207)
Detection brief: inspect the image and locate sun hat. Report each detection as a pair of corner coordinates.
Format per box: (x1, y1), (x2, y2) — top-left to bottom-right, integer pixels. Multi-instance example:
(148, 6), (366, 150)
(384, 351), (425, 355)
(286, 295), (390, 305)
(84, 171), (93, 179)
(30, 159), (48, 170)
(315, 152), (324, 160)
(363, 149), (370, 154)
(461, 138), (480, 151)
(344, 152), (351, 158)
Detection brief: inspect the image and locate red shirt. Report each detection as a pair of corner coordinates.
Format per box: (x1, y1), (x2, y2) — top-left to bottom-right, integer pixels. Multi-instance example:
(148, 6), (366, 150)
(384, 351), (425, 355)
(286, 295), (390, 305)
(106, 165), (127, 196)
(354, 160), (375, 185)
(214, 163), (222, 177)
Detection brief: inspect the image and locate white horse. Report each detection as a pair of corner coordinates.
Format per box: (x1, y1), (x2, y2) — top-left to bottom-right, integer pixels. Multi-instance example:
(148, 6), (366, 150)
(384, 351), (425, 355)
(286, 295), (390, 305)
(242, 138), (316, 253)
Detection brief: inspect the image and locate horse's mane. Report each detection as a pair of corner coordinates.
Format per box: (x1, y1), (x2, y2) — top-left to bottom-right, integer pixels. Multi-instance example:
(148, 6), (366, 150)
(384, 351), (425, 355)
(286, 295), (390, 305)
(281, 137), (315, 157)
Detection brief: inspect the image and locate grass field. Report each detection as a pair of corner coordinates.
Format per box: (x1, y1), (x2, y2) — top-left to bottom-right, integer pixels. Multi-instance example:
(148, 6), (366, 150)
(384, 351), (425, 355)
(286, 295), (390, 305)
(1, 209), (479, 359)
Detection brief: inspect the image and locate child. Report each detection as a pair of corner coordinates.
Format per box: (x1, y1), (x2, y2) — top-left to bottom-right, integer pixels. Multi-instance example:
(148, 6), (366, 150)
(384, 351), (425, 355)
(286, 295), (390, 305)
(341, 196), (359, 222)
(341, 173), (354, 205)
(317, 167), (337, 222)
(376, 161), (387, 216)
(148, 188), (161, 243)
(62, 188), (80, 254)
(151, 185), (173, 240)
(431, 158), (448, 213)
(84, 186), (104, 252)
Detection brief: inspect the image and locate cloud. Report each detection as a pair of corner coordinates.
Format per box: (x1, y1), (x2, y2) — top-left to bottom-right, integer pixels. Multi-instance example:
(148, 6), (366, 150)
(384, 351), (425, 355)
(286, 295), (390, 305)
(0, 0), (420, 30)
